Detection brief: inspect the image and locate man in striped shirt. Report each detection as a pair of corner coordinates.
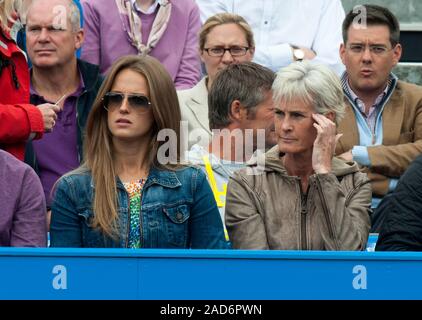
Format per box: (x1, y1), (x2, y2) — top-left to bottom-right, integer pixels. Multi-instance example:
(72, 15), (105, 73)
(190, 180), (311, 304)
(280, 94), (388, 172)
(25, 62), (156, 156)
(335, 5), (422, 231)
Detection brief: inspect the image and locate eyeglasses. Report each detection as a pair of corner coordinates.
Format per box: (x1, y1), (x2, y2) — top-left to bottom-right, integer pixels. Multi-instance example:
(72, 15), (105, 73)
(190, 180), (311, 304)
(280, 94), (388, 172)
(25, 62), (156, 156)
(347, 44), (393, 55)
(102, 92), (151, 112)
(203, 46), (250, 57)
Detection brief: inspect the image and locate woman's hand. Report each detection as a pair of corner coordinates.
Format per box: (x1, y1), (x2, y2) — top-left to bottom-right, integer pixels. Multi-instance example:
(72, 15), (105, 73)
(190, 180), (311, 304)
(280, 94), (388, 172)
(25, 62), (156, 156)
(37, 103), (60, 132)
(312, 113), (342, 174)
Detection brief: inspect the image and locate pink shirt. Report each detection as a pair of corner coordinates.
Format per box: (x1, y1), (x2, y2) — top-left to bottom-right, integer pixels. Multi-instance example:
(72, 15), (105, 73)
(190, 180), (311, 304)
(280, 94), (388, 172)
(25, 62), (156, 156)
(80, 0), (201, 89)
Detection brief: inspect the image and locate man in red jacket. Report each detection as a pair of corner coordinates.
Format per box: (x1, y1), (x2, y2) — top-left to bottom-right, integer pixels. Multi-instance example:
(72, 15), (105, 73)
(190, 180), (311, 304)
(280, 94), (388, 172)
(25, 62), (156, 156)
(0, 1), (59, 160)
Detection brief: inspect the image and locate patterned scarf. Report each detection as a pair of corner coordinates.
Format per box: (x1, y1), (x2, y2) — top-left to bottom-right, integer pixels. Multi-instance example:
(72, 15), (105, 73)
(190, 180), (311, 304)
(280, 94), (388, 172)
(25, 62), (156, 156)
(115, 0), (172, 55)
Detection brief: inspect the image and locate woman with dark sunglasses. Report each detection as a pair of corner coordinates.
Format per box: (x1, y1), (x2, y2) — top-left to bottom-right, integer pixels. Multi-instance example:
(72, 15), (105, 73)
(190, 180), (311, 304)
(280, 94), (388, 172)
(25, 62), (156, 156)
(49, 55), (228, 249)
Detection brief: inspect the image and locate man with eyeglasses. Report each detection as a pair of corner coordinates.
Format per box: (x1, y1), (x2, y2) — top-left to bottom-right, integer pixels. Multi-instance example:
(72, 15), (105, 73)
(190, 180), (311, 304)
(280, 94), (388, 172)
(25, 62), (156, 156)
(23, 0), (103, 227)
(336, 5), (422, 232)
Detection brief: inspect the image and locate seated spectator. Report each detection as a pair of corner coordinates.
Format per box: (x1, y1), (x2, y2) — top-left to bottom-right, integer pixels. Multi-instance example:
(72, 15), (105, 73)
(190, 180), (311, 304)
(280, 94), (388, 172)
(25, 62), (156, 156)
(186, 61), (276, 240)
(225, 61), (371, 250)
(0, 149), (46, 247)
(376, 154), (422, 251)
(336, 5), (422, 231)
(81, 0), (201, 89)
(178, 13), (255, 147)
(50, 55), (228, 249)
(0, 0), (60, 160)
(24, 0), (103, 216)
(16, 0), (84, 61)
(196, 0), (345, 74)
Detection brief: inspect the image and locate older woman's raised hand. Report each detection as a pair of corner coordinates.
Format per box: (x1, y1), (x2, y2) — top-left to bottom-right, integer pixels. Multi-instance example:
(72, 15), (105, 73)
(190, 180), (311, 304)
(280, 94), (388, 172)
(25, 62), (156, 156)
(311, 113), (342, 174)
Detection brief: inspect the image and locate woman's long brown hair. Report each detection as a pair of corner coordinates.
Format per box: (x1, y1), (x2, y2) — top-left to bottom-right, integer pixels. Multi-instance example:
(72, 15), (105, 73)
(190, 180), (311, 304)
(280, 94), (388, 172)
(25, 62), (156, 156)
(79, 55), (183, 238)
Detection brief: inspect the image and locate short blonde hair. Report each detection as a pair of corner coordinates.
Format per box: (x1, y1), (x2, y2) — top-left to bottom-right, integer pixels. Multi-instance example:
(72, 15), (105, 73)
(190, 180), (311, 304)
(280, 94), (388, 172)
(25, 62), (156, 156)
(199, 13), (255, 50)
(0, 0), (21, 29)
(272, 61), (346, 125)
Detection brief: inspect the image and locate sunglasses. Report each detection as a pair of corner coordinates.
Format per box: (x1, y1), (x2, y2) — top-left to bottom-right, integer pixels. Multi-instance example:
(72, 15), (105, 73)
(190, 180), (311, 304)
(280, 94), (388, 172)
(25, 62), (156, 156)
(102, 92), (151, 112)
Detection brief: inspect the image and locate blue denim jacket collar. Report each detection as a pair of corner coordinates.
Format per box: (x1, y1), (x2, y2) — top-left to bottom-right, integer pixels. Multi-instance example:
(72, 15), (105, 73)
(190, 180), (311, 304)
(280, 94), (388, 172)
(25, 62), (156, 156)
(89, 166), (183, 190)
(50, 165), (229, 248)
(86, 167), (183, 247)
(91, 167), (182, 190)
(144, 167), (182, 189)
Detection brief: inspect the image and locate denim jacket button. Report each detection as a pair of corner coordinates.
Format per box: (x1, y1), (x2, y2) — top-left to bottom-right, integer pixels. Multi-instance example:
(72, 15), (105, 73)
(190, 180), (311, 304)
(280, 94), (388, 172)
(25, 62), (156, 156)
(176, 212), (184, 222)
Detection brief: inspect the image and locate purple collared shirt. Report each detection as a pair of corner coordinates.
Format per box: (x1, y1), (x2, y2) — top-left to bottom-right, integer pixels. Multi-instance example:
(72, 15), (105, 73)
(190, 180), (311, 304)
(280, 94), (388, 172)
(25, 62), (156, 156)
(30, 72), (85, 206)
(0, 149), (47, 247)
(137, 8), (155, 48)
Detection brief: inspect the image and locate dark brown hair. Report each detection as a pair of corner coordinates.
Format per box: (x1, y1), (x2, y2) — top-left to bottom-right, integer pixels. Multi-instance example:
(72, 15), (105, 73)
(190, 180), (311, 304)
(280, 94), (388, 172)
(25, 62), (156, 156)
(208, 62), (275, 130)
(81, 55), (182, 237)
(342, 4), (400, 47)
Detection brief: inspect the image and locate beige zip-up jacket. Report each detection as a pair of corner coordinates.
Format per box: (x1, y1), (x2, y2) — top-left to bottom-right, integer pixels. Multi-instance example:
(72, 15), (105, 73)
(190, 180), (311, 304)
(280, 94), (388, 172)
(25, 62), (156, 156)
(225, 146), (372, 250)
(336, 80), (422, 196)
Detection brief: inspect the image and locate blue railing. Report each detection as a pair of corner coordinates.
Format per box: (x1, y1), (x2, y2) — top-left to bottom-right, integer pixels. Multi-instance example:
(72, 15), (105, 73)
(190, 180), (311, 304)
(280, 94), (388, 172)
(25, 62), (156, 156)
(1, 240), (422, 300)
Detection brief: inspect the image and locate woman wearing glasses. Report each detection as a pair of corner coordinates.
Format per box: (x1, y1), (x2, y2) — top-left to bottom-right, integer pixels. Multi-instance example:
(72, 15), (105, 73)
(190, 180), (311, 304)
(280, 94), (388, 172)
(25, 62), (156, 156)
(50, 55), (228, 249)
(178, 13), (255, 147)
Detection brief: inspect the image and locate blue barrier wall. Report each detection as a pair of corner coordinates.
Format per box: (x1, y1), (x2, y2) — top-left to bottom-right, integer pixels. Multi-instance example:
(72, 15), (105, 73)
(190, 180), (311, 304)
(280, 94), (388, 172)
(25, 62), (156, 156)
(0, 247), (421, 300)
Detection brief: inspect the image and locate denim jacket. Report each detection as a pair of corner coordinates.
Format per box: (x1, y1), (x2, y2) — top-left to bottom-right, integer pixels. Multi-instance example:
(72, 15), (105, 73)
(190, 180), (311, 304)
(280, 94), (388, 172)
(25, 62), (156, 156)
(50, 166), (229, 249)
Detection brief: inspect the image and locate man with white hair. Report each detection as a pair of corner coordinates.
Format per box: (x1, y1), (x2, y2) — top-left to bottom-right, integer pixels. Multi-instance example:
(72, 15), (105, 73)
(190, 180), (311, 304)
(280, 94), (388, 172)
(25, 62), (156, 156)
(24, 0), (103, 215)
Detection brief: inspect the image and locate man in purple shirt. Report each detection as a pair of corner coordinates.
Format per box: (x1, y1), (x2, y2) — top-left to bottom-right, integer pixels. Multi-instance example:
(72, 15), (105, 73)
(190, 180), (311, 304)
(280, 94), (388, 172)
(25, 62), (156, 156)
(80, 0), (201, 89)
(0, 150), (46, 247)
(24, 0), (103, 224)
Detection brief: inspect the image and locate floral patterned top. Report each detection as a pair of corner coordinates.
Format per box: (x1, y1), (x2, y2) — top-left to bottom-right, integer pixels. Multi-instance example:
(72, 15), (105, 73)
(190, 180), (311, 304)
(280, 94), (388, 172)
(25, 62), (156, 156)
(123, 178), (147, 248)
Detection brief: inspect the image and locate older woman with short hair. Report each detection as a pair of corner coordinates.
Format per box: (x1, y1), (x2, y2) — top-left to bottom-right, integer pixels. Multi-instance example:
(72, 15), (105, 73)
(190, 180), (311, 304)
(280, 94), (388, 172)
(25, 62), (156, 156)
(225, 61), (371, 251)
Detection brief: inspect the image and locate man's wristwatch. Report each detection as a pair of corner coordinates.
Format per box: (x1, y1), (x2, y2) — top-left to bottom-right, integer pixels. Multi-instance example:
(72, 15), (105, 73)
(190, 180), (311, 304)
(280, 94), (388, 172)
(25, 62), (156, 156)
(291, 45), (305, 62)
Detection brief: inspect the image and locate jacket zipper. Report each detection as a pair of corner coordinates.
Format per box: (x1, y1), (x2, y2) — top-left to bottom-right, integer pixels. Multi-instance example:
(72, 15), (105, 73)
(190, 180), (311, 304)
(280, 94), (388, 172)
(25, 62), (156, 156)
(9, 59), (20, 89)
(344, 180), (367, 207)
(300, 207), (307, 250)
(315, 177), (340, 250)
(299, 180), (308, 250)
